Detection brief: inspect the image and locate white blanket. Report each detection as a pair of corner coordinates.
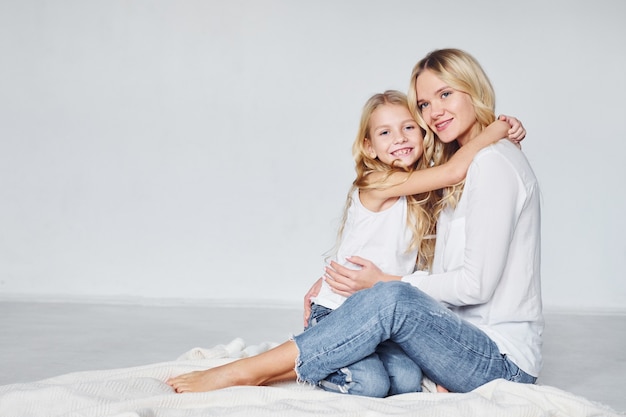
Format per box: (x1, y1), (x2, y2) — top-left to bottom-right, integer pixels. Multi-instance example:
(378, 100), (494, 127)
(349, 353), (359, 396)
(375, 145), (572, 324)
(1, 339), (622, 417)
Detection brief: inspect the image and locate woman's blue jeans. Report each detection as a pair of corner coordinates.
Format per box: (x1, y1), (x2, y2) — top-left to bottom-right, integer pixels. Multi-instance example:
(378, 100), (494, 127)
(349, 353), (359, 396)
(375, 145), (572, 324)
(294, 281), (536, 394)
(306, 303), (422, 397)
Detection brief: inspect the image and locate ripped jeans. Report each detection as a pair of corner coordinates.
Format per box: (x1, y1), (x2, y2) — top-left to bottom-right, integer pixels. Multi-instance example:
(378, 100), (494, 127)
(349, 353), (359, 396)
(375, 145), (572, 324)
(295, 281), (536, 394)
(306, 303), (422, 397)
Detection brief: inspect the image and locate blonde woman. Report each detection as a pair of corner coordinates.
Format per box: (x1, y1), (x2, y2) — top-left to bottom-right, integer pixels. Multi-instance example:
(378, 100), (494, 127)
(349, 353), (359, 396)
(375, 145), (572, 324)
(324, 49), (543, 392)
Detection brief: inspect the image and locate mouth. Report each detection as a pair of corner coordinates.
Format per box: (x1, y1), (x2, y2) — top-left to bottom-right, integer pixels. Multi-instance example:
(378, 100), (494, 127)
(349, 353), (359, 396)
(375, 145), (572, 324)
(391, 147), (413, 157)
(434, 118), (452, 132)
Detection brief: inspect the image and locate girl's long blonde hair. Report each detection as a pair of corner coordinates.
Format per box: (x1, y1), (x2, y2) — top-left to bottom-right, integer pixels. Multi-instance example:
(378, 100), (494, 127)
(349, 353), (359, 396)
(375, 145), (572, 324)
(407, 48), (497, 219)
(336, 90), (436, 271)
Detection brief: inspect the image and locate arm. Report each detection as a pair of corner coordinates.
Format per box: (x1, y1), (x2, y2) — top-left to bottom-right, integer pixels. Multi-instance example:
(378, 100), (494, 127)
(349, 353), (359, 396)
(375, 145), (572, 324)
(499, 115), (526, 148)
(403, 151), (523, 306)
(362, 120), (509, 206)
(324, 256), (430, 295)
(323, 257), (402, 296)
(303, 278), (322, 327)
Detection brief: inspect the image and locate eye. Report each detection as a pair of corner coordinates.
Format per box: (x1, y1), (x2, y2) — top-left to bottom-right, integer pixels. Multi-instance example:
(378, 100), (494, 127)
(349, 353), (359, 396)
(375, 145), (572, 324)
(379, 130), (389, 136)
(418, 102), (428, 111)
(441, 91), (451, 99)
(404, 124), (416, 131)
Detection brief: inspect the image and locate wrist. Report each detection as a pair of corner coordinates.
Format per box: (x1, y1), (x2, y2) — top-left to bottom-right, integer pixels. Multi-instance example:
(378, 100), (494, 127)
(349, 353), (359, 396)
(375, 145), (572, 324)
(382, 273), (402, 283)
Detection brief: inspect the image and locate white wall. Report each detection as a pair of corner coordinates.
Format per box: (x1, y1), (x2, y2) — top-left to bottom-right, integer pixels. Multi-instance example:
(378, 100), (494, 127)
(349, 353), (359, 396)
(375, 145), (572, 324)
(1, 0), (624, 311)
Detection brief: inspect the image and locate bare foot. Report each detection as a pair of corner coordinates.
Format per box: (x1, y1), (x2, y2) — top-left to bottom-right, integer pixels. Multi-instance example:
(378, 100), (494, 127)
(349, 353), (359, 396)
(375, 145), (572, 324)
(436, 384), (450, 393)
(167, 362), (249, 393)
(167, 340), (299, 393)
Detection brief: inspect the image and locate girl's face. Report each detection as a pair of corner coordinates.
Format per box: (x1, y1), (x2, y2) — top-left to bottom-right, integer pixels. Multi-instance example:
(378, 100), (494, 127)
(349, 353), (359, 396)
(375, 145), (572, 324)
(365, 104), (423, 167)
(414, 69), (480, 147)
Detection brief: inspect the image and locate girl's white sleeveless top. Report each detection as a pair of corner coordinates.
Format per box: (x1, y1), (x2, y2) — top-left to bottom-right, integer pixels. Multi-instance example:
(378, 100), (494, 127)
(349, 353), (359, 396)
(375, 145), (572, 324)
(312, 189), (418, 310)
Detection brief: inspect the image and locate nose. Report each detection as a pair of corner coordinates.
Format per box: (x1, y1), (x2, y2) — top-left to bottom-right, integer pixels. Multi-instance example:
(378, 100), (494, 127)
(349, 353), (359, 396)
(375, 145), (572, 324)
(393, 130), (408, 144)
(429, 100), (444, 120)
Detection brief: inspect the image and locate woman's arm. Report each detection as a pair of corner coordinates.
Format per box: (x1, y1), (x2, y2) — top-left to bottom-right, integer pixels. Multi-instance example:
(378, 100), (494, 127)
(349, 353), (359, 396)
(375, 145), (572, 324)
(323, 257), (400, 297)
(404, 151), (525, 307)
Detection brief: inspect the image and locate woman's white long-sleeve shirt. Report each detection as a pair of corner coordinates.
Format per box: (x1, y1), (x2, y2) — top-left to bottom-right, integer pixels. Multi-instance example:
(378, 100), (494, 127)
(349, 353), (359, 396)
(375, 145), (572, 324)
(402, 139), (543, 377)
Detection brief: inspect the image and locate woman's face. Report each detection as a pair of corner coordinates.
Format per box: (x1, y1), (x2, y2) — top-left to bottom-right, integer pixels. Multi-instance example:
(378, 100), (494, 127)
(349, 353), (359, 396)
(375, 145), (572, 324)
(414, 69), (479, 147)
(365, 104), (424, 167)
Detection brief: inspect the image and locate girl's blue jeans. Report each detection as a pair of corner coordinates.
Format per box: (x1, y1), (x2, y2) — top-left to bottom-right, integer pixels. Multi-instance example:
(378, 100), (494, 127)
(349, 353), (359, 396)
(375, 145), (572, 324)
(306, 303), (423, 397)
(295, 281), (536, 395)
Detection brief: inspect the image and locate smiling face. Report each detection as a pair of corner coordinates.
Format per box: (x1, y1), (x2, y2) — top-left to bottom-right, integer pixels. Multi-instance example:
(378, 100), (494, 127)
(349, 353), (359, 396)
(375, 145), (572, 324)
(365, 104), (424, 168)
(414, 69), (481, 147)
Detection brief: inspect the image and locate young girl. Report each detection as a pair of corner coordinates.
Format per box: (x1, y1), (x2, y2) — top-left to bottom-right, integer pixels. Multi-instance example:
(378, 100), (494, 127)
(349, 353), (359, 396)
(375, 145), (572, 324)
(167, 88), (524, 395)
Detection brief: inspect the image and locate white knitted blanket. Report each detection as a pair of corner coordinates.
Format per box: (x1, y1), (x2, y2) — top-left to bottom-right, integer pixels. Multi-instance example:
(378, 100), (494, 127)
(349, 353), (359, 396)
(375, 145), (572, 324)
(0, 339), (622, 417)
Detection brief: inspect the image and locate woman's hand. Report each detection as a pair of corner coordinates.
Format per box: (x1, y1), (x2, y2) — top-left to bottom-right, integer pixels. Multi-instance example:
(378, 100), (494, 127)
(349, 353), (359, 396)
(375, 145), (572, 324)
(303, 277), (323, 327)
(498, 115), (525, 148)
(324, 256), (394, 297)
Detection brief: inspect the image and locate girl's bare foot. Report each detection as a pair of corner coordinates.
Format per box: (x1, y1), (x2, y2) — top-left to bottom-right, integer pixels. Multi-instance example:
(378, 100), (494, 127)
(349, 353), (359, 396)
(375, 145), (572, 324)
(167, 341), (300, 393)
(167, 361), (248, 393)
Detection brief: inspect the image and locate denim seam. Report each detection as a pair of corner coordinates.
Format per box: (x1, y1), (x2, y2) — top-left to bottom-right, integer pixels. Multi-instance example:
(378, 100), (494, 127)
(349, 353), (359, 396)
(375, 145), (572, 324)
(421, 310), (499, 360)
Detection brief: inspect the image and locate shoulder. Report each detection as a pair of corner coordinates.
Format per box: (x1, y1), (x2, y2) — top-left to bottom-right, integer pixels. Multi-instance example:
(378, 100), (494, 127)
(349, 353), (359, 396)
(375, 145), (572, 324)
(470, 140), (538, 187)
(473, 140), (527, 168)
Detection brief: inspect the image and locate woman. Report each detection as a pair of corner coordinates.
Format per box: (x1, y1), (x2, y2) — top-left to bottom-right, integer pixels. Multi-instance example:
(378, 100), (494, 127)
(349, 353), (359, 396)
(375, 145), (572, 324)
(322, 48), (543, 391)
(167, 48), (541, 394)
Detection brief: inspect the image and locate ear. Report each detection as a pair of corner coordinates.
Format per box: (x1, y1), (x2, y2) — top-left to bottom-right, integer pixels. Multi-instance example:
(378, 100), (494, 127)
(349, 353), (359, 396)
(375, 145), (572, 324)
(364, 139), (377, 159)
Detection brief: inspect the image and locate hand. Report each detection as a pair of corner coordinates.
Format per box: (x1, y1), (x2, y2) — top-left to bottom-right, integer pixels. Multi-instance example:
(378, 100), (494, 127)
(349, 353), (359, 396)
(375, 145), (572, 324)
(324, 256), (389, 297)
(303, 277), (323, 327)
(498, 114), (525, 148)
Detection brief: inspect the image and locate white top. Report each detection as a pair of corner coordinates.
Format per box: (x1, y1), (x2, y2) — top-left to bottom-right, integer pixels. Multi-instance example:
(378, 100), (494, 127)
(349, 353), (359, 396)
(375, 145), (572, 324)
(312, 189), (418, 310)
(402, 140), (544, 377)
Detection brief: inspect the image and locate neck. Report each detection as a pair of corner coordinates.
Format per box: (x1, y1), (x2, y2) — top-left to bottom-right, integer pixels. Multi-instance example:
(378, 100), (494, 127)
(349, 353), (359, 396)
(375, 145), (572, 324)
(456, 123), (483, 147)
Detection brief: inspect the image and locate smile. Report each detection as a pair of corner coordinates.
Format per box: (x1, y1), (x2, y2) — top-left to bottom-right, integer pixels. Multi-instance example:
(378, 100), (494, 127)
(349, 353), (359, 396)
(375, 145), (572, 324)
(435, 119), (452, 131)
(391, 148), (413, 157)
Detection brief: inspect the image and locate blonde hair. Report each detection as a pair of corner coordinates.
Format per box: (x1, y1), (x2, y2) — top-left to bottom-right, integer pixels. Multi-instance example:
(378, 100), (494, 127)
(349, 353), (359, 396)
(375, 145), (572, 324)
(336, 90), (436, 271)
(408, 48), (497, 217)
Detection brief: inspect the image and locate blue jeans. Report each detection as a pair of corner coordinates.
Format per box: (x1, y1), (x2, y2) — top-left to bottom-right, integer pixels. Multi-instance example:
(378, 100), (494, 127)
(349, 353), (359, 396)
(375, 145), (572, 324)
(306, 303), (422, 397)
(295, 281), (536, 394)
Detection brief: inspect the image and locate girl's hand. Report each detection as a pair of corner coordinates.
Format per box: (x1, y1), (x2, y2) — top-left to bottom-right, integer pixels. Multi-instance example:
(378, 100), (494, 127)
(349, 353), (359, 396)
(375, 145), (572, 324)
(324, 256), (387, 297)
(303, 277), (323, 327)
(498, 115), (525, 148)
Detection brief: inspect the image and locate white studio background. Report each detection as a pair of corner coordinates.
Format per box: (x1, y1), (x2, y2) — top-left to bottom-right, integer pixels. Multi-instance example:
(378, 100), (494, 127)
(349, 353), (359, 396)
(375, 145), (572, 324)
(0, 0), (624, 312)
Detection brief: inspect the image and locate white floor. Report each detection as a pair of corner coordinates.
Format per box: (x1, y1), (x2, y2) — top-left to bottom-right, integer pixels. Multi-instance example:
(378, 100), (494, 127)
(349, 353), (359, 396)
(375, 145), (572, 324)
(0, 301), (624, 413)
